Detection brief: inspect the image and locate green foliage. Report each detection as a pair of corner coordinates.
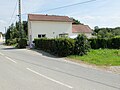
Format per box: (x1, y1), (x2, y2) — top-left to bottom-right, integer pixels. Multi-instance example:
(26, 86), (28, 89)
(97, 30), (114, 39)
(5, 21), (28, 47)
(34, 38), (75, 57)
(23, 21), (28, 36)
(111, 37), (120, 49)
(94, 27), (120, 38)
(74, 34), (90, 56)
(5, 28), (11, 44)
(71, 18), (83, 25)
(16, 38), (27, 49)
(55, 38), (75, 56)
(34, 34), (90, 57)
(68, 49), (120, 66)
(89, 37), (120, 49)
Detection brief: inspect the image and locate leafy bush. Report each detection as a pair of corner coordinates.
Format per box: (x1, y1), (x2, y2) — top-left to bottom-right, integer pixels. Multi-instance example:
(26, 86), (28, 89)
(74, 34), (90, 56)
(5, 38), (18, 45)
(16, 38), (27, 48)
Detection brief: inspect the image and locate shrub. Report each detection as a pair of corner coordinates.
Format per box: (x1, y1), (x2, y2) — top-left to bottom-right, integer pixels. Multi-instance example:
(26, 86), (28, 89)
(5, 39), (11, 45)
(16, 38), (27, 48)
(5, 38), (18, 45)
(74, 34), (90, 56)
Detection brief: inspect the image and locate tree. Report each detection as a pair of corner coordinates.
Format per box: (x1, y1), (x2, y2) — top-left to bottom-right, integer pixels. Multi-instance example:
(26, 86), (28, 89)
(94, 26), (100, 33)
(23, 21), (28, 36)
(112, 28), (120, 36)
(71, 18), (83, 25)
(93, 27), (120, 39)
(5, 21), (28, 46)
(5, 27), (11, 43)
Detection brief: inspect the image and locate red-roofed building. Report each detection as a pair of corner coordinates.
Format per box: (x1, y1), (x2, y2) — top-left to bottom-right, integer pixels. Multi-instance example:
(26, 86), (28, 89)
(28, 14), (73, 22)
(71, 24), (93, 38)
(28, 14), (93, 45)
(28, 14), (73, 44)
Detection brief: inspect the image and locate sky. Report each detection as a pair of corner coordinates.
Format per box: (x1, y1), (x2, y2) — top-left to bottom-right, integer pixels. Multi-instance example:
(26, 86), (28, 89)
(0, 0), (120, 33)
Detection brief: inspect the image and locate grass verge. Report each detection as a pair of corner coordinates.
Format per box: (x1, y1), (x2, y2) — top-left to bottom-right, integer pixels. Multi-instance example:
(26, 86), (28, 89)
(68, 49), (120, 66)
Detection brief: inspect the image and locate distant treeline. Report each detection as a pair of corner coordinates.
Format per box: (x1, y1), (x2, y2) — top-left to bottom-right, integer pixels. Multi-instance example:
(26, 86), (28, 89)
(93, 26), (120, 38)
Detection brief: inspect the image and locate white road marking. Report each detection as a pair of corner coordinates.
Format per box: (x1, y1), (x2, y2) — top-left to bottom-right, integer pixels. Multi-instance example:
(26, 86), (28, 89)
(26, 68), (73, 89)
(0, 52), (4, 56)
(5, 56), (17, 63)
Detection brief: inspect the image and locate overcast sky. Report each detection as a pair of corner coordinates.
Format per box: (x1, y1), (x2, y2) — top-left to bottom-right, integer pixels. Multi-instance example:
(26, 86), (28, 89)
(0, 0), (120, 33)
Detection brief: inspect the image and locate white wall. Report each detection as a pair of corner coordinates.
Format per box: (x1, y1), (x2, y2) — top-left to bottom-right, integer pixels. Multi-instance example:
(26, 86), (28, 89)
(0, 34), (3, 41)
(71, 32), (92, 38)
(28, 21), (72, 42)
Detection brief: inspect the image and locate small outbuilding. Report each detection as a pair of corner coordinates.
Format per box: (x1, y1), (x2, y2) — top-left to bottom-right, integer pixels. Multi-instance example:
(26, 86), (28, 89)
(71, 24), (93, 38)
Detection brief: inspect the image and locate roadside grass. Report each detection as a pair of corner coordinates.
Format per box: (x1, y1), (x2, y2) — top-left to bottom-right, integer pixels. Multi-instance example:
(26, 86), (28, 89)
(68, 49), (120, 66)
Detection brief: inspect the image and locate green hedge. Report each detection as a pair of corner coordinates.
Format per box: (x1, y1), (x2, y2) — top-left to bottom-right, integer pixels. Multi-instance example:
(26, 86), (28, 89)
(34, 36), (120, 57)
(89, 37), (120, 49)
(34, 38), (74, 57)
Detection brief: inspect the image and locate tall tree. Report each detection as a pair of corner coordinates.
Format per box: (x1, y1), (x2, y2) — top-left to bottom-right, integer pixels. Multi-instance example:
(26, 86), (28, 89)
(5, 21), (28, 45)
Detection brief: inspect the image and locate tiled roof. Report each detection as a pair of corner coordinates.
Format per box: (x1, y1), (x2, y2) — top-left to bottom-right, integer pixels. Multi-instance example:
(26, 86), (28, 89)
(28, 14), (73, 22)
(72, 24), (92, 33)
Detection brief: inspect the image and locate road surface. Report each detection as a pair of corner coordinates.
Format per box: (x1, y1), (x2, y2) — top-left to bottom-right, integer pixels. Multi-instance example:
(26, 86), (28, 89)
(0, 42), (120, 90)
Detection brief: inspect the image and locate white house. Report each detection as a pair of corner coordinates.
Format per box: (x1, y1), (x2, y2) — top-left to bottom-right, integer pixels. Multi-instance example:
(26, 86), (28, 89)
(28, 14), (73, 44)
(0, 32), (3, 42)
(71, 24), (93, 38)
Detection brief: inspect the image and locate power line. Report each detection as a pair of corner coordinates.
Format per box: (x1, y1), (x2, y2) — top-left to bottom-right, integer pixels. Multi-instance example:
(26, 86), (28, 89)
(41, 0), (97, 12)
(8, 1), (17, 26)
(12, 16), (18, 24)
(22, 0), (97, 15)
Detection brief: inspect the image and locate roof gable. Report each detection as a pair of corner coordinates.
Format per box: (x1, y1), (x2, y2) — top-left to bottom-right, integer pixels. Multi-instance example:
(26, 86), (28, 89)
(28, 14), (73, 22)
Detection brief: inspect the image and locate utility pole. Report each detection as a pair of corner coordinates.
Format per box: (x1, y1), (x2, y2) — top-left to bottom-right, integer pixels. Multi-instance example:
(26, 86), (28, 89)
(5, 27), (6, 34)
(18, 0), (22, 39)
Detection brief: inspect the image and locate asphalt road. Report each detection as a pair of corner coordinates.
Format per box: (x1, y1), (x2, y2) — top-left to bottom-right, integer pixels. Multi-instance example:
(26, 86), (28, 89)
(0, 42), (120, 90)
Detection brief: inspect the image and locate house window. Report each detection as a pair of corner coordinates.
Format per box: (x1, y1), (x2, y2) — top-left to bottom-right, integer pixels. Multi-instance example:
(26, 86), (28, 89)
(38, 34), (46, 38)
(59, 33), (68, 38)
(38, 34), (41, 38)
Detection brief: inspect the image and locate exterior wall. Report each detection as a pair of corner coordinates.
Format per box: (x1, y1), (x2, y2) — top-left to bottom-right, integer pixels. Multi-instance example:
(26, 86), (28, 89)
(71, 32), (92, 38)
(84, 33), (92, 38)
(28, 21), (72, 42)
(0, 34), (3, 41)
